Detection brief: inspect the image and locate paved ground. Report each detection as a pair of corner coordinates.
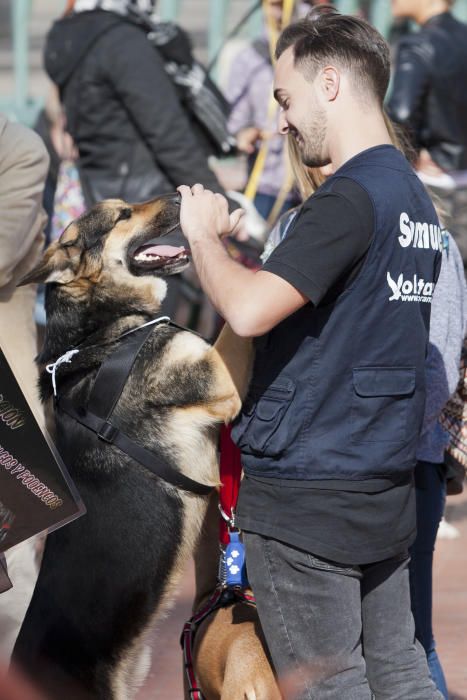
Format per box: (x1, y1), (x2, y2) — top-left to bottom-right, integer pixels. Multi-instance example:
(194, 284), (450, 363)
(134, 490), (467, 699)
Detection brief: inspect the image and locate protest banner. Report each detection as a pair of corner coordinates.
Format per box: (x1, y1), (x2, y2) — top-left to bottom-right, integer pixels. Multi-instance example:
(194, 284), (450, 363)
(0, 348), (84, 554)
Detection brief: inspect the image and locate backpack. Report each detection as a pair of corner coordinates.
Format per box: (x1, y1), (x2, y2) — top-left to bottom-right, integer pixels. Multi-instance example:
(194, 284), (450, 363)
(128, 7), (237, 158)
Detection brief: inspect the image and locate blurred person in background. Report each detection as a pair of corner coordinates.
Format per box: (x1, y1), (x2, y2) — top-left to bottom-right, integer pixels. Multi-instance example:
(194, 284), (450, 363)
(226, 0), (327, 223)
(43, 0), (239, 325)
(410, 225), (466, 699)
(387, 0), (467, 270)
(0, 115), (49, 662)
(43, 0), (227, 209)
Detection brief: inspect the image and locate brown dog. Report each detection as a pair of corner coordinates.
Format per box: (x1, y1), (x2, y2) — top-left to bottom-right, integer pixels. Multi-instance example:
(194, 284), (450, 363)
(12, 195), (245, 700)
(186, 326), (282, 700)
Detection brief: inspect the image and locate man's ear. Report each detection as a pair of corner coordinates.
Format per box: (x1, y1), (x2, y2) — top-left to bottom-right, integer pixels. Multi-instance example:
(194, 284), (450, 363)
(17, 242), (77, 287)
(321, 66), (340, 101)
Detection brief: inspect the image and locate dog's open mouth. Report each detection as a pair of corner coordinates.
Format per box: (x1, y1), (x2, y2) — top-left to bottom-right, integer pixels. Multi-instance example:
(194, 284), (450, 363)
(133, 244), (189, 268)
(129, 229), (191, 276)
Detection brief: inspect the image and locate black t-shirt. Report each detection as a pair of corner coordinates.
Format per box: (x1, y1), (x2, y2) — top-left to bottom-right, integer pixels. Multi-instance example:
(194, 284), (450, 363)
(236, 176), (416, 566)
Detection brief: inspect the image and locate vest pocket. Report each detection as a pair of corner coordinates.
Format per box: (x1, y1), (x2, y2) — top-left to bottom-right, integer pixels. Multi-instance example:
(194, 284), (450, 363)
(231, 379), (296, 457)
(351, 367), (416, 443)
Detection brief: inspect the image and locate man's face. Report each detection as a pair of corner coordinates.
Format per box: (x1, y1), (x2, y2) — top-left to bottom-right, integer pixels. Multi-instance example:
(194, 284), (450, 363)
(274, 47), (329, 168)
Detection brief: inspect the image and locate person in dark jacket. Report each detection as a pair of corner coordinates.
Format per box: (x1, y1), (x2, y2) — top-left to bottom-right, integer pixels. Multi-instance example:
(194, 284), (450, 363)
(44, 0), (226, 207)
(387, 0), (467, 268)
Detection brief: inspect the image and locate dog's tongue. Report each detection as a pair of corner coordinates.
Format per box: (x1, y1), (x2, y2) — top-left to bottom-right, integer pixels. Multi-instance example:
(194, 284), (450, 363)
(143, 244), (185, 258)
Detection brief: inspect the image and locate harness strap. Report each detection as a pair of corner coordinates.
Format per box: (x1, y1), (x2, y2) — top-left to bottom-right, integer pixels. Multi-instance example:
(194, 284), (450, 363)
(57, 397), (212, 496)
(181, 587), (256, 699)
(55, 320), (213, 497)
(86, 322), (155, 419)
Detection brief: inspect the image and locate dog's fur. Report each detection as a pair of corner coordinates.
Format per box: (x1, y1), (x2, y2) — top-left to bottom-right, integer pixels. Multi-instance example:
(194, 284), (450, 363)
(189, 487), (282, 700)
(183, 324), (281, 699)
(12, 195), (245, 700)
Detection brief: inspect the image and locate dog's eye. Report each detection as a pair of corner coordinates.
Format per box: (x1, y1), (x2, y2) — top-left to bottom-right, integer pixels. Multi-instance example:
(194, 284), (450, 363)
(61, 239), (79, 249)
(117, 208), (132, 222)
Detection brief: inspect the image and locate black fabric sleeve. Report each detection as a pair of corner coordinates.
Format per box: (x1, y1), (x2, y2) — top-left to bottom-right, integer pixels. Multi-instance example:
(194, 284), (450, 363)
(100, 24), (225, 194)
(386, 35), (431, 143)
(262, 177), (374, 305)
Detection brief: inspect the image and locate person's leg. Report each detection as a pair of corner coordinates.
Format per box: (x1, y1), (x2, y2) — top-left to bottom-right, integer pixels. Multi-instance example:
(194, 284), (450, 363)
(362, 553), (443, 700)
(409, 461), (449, 699)
(244, 532), (372, 700)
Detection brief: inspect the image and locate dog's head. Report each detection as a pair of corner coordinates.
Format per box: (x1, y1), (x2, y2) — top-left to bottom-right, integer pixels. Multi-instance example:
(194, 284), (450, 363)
(19, 193), (188, 313)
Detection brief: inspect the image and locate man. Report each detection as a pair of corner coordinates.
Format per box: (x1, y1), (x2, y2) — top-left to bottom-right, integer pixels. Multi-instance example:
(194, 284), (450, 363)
(179, 7), (443, 699)
(387, 0), (467, 269)
(0, 115), (49, 661)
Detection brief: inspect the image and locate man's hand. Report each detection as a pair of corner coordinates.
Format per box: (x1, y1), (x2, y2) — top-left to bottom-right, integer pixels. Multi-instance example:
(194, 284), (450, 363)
(177, 184), (244, 244)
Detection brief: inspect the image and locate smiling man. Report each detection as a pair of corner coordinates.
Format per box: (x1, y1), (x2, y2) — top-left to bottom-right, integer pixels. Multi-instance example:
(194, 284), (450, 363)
(179, 6), (443, 699)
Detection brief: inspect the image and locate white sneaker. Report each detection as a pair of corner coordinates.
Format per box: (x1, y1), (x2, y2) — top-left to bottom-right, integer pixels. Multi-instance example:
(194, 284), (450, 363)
(437, 516), (460, 540)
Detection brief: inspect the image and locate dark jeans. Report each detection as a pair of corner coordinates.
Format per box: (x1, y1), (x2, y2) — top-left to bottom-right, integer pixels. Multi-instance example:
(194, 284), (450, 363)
(410, 461), (448, 699)
(244, 533), (443, 699)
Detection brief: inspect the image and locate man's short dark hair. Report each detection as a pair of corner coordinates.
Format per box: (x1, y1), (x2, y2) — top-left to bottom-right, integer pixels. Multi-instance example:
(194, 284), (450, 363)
(276, 5), (390, 104)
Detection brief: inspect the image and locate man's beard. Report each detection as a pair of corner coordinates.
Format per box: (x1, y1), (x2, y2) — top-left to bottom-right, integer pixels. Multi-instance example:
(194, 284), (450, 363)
(293, 111), (328, 168)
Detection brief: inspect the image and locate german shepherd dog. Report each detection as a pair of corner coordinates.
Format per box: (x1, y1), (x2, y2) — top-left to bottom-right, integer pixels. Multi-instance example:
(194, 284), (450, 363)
(12, 194), (248, 700)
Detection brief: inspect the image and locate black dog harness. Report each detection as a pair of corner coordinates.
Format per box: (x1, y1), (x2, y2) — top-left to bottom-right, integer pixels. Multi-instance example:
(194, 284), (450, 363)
(51, 319), (213, 497)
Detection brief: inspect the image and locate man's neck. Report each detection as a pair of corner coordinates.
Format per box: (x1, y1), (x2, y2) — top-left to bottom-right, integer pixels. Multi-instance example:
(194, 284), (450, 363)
(327, 109), (392, 172)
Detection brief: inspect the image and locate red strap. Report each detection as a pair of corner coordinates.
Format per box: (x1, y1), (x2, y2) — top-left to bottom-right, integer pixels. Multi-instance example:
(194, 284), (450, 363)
(219, 425), (243, 545)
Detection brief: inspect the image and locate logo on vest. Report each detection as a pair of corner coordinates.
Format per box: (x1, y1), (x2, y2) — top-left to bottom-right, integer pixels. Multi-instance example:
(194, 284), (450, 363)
(387, 271), (434, 303)
(398, 212), (442, 251)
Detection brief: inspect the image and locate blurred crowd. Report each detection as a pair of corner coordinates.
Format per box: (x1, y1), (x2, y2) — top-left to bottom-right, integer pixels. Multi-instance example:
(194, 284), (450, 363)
(0, 0), (466, 698)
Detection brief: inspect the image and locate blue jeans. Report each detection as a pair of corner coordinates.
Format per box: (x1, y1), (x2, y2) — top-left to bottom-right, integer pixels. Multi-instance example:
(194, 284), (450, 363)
(410, 461), (449, 699)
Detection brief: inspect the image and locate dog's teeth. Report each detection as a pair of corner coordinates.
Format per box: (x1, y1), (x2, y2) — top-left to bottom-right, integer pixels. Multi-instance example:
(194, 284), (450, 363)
(135, 252), (162, 262)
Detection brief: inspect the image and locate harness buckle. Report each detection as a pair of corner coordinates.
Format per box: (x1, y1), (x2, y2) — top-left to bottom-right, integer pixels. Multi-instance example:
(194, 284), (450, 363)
(97, 421), (118, 444)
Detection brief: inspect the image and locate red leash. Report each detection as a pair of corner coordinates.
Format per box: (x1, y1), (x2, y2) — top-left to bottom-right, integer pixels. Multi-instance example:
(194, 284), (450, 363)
(181, 425), (253, 698)
(218, 424), (243, 544)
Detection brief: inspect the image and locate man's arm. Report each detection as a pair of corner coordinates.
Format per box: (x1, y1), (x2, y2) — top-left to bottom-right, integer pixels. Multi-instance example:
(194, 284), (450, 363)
(178, 185), (307, 337)
(179, 180), (373, 337)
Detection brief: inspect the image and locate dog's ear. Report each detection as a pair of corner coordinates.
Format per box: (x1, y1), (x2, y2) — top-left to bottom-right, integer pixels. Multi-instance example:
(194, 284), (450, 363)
(17, 241), (78, 287)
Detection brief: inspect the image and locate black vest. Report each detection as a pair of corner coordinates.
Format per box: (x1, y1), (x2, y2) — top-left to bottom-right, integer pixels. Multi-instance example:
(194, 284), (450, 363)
(231, 146), (442, 483)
